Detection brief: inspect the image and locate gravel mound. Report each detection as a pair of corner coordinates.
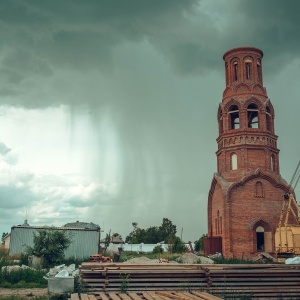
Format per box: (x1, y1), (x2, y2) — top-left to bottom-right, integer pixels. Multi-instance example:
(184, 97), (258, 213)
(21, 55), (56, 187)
(177, 253), (214, 264)
(124, 253), (214, 264)
(124, 257), (160, 264)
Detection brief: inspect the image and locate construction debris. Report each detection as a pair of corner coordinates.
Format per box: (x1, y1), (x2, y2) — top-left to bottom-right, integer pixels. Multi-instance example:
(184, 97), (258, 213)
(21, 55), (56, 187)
(47, 263), (77, 277)
(253, 252), (277, 263)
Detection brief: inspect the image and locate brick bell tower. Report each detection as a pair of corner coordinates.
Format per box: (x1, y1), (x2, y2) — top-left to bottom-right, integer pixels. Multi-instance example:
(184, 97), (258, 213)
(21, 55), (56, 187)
(207, 47), (296, 259)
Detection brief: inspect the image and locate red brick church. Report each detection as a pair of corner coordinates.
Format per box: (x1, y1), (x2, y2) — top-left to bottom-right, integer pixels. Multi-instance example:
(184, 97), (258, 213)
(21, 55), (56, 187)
(207, 47), (295, 259)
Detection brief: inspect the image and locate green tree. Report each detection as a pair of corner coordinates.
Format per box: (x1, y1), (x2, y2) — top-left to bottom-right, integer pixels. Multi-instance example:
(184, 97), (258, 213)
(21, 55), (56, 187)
(27, 229), (72, 267)
(104, 232), (111, 251)
(1, 232), (8, 242)
(112, 232), (122, 240)
(170, 236), (188, 253)
(153, 244), (164, 254)
(159, 218), (177, 243)
(144, 226), (160, 243)
(194, 233), (208, 252)
(125, 218), (177, 244)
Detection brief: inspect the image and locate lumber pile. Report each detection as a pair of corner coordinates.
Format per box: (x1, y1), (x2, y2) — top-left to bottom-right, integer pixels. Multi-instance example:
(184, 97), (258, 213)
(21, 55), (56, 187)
(79, 262), (300, 298)
(71, 291), (221, 300)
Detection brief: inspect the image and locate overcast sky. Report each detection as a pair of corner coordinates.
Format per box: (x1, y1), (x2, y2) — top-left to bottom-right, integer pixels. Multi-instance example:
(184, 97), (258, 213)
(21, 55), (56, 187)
(0, 0), (299, 242)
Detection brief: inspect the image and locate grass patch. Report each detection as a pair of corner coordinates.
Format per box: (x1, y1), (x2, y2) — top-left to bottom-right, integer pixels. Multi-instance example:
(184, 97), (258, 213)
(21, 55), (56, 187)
(120, 251), (182, 262)
(0, 268), (47, 288)
(212, 257), (274, 264)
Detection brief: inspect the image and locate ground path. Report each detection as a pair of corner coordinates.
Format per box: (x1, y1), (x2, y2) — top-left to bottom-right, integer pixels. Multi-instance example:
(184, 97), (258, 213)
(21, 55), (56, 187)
(0, 288), (48, 297)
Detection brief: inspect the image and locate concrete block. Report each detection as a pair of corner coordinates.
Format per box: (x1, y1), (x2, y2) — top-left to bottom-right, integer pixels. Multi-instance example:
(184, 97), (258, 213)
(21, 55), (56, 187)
(46, 276), (74, 294)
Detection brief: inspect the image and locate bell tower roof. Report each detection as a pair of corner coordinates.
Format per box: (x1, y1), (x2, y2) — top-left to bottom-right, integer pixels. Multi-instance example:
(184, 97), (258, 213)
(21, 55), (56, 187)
(223, 46), (263, 60)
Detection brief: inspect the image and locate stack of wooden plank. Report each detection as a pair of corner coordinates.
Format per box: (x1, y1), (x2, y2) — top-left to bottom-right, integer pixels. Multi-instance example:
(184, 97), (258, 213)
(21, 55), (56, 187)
(79, 262), (300, 298)
(71, 291), (221, 300)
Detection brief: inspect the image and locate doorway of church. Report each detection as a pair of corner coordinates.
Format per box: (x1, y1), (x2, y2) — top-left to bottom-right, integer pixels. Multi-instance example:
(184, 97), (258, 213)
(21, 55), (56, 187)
(256, 226), (265, 251)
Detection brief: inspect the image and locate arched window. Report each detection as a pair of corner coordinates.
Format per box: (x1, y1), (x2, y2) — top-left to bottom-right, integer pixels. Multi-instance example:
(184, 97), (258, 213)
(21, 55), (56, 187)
(255, 181), (264, 197)
(215, 218), (218, 235)
(266, 106), (272, 132)
(271, 154), (275, 171)
(229, 105), (240, 129)
(231, 153), (238, 170)
(233, 61), (238, 81)
(257, 59), (261, 82)
(247, 104), (259, 128)
(246, 62), (251, 79)
(244, 58), (252, 80)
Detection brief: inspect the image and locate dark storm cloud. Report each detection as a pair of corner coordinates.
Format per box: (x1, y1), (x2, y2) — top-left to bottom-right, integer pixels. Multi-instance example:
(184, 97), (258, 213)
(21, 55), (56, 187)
(0, 0), (199, 71)
(0, 0), (299, 108)
(224, 0), (300, 72)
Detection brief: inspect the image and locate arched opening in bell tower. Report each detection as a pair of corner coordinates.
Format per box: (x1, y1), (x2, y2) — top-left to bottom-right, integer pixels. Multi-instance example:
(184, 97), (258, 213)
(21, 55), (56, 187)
(229, 105), (240, 129)
(247, 104), (259, 128)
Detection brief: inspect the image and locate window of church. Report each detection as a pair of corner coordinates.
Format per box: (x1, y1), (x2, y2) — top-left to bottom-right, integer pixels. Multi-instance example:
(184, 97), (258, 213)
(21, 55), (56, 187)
(246, 62), (251, 79)
(233, 61), (238, 81)
(271, 154), (275, 171)
(247, 104), (259, 128)
(231, 153), (238, 170)
(215, 218), (218, 235)
(257, 60), (261, 82)
(229, 105), (240, 129)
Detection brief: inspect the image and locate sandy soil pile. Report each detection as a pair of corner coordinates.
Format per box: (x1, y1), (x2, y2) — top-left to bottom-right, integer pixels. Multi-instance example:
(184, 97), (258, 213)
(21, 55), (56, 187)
(124, 256), (160, 264)
(125, 253), (214, 264)
(178, 253), (214, 264)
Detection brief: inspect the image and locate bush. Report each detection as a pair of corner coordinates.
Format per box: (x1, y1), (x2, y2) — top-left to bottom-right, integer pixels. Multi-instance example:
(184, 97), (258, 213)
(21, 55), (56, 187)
(153, 245), (164, 254)
(26, 229), (72, 268)
(194, 234), (208, 252)
(169, 237), (188, 253)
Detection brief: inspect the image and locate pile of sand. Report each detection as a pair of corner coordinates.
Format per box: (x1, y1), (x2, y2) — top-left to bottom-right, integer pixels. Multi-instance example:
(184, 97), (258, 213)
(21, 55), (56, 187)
(177, 253), (214, 264)
(124, 253), (214, 264)
(124, 257), (160, 264)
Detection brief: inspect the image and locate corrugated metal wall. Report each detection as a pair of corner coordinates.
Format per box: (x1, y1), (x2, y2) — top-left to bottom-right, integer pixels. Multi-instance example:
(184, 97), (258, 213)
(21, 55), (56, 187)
(9, 226), (100, 259)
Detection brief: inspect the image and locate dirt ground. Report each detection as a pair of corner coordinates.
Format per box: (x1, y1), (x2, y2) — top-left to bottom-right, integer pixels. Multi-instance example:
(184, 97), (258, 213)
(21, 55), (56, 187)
(0, 288), (48, 297)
